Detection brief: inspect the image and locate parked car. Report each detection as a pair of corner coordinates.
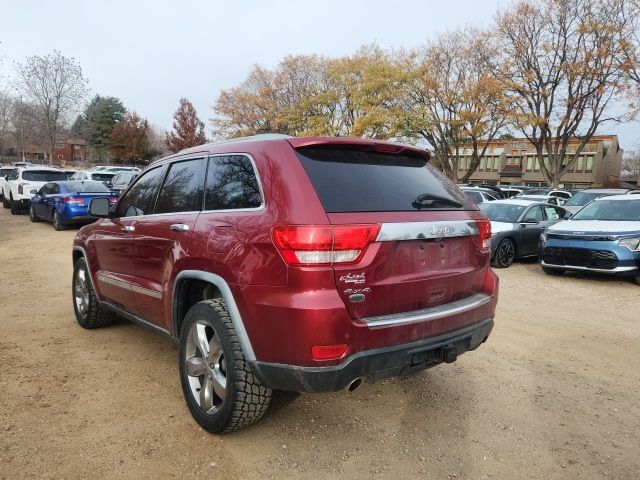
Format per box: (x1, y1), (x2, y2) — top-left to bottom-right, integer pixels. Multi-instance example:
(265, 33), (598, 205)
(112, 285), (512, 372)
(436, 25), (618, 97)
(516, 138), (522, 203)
(539, 195), (640, 285)
(0, 166), (15, 202)
(72, 135), (499, 433)
(501, 187), (525, 198)
(71, 170), (116, 185)
(479, 199), (566, 267)
(63, 169), (78, 179)
(107, 171), (138, 194)
(29, 180), (118, 230)
(461, 187), (498, 204)
(562, 188), (629, 214)
(517, 194), (566, 206)
(2, 166), (68, 214)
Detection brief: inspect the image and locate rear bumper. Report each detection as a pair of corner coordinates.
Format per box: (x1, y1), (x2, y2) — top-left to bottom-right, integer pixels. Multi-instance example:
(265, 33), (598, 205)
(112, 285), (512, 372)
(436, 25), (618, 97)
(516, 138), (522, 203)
(250, 317), (494, 392)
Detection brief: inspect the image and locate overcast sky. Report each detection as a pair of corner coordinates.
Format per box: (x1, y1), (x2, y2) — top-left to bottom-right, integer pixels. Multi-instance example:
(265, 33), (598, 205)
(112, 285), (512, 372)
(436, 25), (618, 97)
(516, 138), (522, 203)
(0, 0), (637, 149)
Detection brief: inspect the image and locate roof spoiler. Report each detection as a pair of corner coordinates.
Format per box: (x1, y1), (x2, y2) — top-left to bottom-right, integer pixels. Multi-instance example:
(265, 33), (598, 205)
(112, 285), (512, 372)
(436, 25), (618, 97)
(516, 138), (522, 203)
(287, 137), (430, 162)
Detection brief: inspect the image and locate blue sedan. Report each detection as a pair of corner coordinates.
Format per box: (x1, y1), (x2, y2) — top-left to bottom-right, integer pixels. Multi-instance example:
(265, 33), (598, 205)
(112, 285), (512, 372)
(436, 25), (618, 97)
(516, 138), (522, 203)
(539, 195), (640, 285)
(29, 180), (118, 230)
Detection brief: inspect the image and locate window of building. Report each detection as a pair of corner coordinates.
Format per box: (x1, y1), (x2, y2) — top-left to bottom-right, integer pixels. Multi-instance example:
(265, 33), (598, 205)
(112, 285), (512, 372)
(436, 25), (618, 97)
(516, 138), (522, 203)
(154, 158), (205, 214)
(526, 156), (533, 172)
(493, 156), (499, 172)
(534, 159), (540, 171)
(486, 156), (493, 171)
(585, 156), (594, 173)
(576, 156), (584, 172)
(204, 155), (262, 210)
(480, 156), (487, 171)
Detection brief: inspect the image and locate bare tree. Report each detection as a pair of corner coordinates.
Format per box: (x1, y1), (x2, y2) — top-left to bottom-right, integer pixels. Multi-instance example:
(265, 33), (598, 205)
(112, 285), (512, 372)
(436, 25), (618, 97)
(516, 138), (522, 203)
(15, 50), (88, 164)
(495, 0), (633, 186)
(622, 150), (640, 176)
(396, 29), (509, 180)
(0, 92), (12, 162)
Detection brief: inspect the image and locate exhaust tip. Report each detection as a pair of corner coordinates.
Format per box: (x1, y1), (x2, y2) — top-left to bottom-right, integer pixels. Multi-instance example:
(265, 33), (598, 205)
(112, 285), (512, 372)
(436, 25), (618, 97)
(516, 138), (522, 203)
(347, 378), (362, 392)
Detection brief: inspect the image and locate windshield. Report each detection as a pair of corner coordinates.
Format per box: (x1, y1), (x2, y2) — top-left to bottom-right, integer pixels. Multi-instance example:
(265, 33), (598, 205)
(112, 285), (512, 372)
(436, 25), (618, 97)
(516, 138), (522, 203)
(60, 181), (111, 193)
(479, 203), (527, 223)
(91, 173), (115, 181)
(572, 199), (640, 221)
(565, 191), (612, 206)
(22, 170), (68, 182)
(296, 147), (473, 212)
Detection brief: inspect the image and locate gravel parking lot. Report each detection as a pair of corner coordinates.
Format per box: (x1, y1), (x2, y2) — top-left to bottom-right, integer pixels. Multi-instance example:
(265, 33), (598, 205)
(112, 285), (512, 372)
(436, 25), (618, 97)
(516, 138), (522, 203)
(1, 207), (639, 480)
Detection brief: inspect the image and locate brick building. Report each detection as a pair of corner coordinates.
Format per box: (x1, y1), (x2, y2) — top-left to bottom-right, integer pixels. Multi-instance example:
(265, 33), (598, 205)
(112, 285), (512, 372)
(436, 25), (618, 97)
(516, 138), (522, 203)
(458, 135), (623, 188)
(53, 138), (86, 165)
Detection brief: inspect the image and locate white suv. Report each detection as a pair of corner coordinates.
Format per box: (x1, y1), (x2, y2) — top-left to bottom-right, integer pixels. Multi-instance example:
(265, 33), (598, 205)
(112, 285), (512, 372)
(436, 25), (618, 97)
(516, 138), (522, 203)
(0, 166), (16, 202)
(2, 166), (68, 214)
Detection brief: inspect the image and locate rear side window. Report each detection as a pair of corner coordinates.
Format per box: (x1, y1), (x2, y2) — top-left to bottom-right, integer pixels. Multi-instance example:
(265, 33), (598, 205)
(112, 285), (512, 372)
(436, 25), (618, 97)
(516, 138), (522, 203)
(117, 166), (165, 217)
(204, 155), (262, 210)
(22, 170), (68, 182)
(155, 158), (205, 214)
(295, 148), (473, 212)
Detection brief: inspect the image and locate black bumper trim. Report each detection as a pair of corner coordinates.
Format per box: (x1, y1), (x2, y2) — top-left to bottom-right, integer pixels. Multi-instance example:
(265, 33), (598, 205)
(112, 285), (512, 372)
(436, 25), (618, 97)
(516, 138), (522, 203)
(250, 318), (494, 393)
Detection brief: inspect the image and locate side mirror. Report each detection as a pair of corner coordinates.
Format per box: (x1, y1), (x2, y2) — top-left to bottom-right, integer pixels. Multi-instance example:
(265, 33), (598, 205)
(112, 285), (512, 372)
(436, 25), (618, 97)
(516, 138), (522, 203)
(30, 189), (37, 195)
(89, 197), (111, 218)
(563, 213), (572, 220)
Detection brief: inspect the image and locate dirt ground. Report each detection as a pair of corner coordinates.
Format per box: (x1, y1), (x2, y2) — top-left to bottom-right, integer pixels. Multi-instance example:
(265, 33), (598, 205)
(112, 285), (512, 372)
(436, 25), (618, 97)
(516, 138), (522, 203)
(1, 207), (639, 480)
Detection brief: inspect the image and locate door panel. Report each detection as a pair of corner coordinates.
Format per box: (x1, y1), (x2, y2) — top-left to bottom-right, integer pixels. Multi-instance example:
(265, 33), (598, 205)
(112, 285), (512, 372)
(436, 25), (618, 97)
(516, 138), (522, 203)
(132, 213), (198, 327)
(91, 218), (138, 311)
(518, 206), (544, 256)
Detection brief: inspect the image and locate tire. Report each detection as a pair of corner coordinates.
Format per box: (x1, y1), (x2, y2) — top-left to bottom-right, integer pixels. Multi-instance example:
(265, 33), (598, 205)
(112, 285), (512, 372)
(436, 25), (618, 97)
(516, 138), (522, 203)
(2, 196), (9, 208)
(29, 205), (39, 222)
(72, 257), (115, 328)
(179, 299), (271, 433)
(10, 198), (20, 215)
(491, 238), (516, 268)
(634, 274), (640, 286)
(53, 211), (66, 230)
(542, 266), (565, 276)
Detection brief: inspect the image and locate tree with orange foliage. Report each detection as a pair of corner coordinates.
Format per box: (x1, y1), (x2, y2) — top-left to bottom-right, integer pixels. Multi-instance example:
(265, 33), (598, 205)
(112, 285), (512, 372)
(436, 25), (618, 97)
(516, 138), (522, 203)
(165, 98), (207, 153)
(110, 112), (158, 163)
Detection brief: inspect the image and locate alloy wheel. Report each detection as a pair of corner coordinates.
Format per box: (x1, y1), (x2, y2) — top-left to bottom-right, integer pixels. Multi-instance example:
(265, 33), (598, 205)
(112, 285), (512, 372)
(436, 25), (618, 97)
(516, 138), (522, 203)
(184, 320), (227, 414)
(73, 267), (90, 318)
(498, 241), (515, 266)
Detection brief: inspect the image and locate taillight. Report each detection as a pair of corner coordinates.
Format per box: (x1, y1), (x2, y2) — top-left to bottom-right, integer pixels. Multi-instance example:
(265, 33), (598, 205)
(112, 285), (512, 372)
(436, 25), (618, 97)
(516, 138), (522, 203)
(63, 197), (85, 205)
(272, 224), (380, 266)
(476, 219), (491, 252)
(109, 196), (118, 204)
(18, 183), (29, 194)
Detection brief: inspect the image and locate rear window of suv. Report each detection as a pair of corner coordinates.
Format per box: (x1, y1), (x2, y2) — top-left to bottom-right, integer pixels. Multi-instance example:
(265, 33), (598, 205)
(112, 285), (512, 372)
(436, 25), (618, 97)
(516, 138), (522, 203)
(295, 147), (473, 212)
(22, 170), (68, 182)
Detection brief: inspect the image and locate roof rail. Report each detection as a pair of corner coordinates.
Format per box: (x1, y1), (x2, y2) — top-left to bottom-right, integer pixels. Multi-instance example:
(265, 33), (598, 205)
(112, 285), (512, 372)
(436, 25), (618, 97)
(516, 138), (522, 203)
(177, 133), (293, 154)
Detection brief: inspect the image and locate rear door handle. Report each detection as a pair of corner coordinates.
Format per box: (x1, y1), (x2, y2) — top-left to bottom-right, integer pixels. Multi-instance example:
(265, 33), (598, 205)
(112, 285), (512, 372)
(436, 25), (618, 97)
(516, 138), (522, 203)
(121, 225), (135, 232)
(170, 224), (190, 232)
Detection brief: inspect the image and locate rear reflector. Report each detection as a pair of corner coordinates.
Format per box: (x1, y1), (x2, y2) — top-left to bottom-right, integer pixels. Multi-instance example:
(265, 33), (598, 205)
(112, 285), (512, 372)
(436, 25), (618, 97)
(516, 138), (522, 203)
(476, 219), (491, 252)
(311, 344), (348, 361)
(272, 224), (380, 266)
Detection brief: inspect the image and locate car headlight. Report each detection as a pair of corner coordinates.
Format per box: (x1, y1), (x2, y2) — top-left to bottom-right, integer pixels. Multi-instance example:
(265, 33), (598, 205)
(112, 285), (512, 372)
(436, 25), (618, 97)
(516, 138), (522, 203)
(618, 237), (640, 251)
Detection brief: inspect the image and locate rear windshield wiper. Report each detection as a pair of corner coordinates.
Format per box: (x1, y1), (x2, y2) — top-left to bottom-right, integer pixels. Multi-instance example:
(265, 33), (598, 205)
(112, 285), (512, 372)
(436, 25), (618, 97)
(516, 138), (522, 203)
(412, 193), (463, 210)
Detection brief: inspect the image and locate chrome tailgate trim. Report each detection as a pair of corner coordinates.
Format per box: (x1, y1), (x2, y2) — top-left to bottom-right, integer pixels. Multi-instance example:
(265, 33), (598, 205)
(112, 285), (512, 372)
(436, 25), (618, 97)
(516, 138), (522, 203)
(360, 293), (491, 329)
(376, 220), (479, 241)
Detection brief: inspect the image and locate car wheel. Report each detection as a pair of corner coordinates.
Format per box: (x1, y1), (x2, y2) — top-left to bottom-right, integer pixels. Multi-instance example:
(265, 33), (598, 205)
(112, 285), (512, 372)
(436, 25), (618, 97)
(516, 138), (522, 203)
(542, 266), (565, 276)
(9, 196), (20, 215)
(491, 238), (516, 268)
(72, 257), (115, 328)
(53, 211), (66, 230)
(2, 196), (9, 208)
(29, 205), (39, 222)
(634, 274), (640, 286)
(179, 299), (272, 433)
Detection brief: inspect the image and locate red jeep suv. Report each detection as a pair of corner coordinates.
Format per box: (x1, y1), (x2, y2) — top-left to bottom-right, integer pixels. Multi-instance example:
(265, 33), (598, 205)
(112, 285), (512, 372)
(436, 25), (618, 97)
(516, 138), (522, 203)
(72, 135), (498, 432)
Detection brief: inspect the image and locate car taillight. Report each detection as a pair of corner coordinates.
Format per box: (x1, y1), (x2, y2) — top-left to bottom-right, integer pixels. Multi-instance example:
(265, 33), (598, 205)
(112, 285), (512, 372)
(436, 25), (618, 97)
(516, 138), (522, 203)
(63, 197), (85, 205)
(476, 219), (491, 252)
(272, 224), (380, 266)
(18, 183), (29, 194)
(109, 196), (118, 204)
